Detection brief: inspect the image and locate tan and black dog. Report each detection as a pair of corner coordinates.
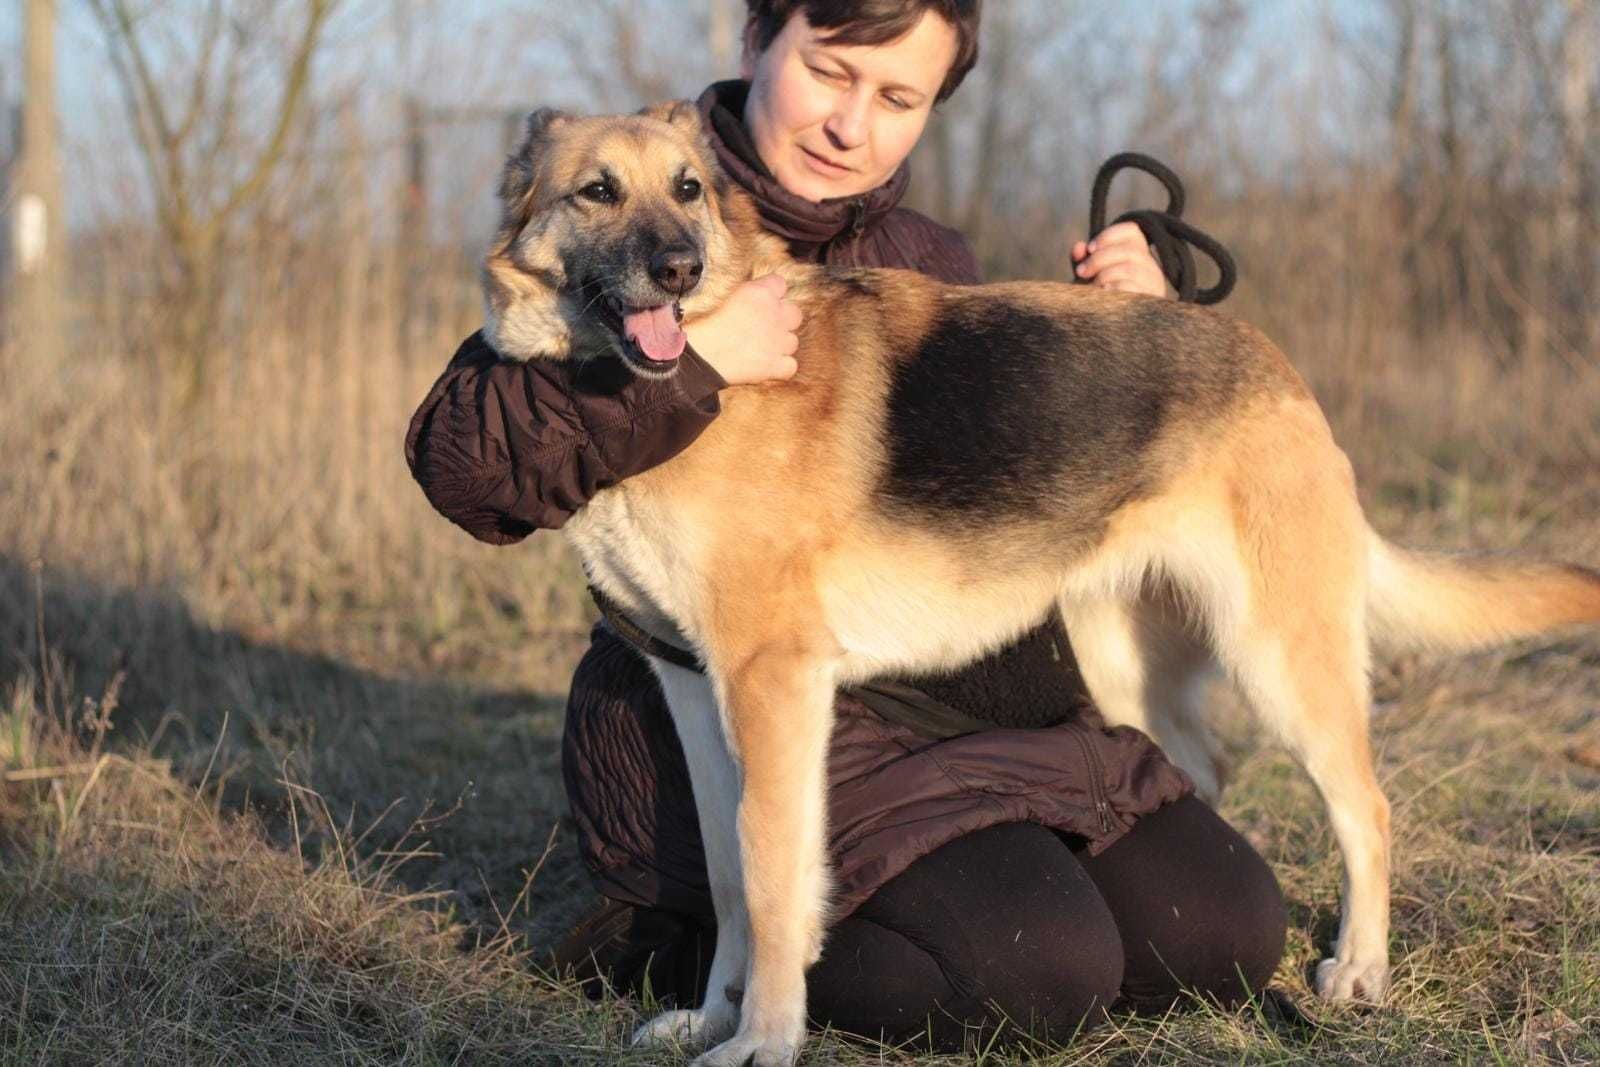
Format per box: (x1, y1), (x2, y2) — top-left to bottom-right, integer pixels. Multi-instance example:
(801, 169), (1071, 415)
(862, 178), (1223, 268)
(482, 102), (1600, 1067)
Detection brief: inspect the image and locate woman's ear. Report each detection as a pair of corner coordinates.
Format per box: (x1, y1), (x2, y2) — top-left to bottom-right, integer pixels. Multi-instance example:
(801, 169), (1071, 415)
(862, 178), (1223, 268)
(739, 18), (760, 80)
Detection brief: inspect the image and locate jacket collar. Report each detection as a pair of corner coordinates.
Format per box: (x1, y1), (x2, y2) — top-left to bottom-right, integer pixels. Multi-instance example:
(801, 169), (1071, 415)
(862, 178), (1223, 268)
(695, 80), (911, 252)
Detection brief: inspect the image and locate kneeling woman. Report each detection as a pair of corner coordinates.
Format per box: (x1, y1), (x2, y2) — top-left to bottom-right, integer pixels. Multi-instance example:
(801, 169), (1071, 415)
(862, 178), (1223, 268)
(406, 0), (1286, 1051)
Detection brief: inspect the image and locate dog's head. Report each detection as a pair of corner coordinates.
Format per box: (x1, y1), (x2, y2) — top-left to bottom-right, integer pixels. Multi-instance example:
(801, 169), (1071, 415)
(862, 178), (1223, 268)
(483, 101), (763, 379)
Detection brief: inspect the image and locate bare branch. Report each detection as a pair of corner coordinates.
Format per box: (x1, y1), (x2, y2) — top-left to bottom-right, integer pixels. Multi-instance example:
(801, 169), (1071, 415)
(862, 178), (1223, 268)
(86, 0), (190, 245)
(172, 0), (226, 146)
(205, 0), (344, 240)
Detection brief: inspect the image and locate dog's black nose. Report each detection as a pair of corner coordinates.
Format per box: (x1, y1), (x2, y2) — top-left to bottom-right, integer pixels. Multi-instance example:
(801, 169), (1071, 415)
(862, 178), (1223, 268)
(650, 247), (703, 295)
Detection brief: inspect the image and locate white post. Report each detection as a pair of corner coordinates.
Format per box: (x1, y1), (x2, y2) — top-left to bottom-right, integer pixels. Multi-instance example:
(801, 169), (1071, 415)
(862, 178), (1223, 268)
(10, 0), (66, 371)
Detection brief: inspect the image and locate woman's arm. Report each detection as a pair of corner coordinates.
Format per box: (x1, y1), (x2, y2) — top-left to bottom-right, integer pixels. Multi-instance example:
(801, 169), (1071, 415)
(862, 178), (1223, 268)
(405, 331), (726, 543)
(405, 277), (804, 544)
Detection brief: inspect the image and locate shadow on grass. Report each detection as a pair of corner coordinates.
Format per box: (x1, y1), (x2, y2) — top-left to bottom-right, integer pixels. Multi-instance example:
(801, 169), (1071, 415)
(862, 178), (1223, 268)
(0, 850), (573, 1064)
(0, 554), (602, 955)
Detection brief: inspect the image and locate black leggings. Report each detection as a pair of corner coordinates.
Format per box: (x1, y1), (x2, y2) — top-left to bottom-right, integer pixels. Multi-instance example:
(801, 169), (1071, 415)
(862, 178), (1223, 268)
(628, 796), (1286, 1051)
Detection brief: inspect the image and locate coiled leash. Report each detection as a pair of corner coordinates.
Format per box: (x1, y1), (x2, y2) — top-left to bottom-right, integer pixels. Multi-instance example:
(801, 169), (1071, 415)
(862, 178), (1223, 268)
(1079, 151), (1236, 305)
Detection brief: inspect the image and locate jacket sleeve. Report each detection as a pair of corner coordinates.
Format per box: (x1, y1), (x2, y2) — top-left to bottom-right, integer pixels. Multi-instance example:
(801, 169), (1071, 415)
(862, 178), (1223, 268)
(404, 332), (727, 544)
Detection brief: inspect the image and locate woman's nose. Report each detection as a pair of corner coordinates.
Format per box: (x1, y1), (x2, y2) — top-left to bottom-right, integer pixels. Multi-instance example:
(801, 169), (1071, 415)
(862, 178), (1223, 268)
(824, 89), (871, 151)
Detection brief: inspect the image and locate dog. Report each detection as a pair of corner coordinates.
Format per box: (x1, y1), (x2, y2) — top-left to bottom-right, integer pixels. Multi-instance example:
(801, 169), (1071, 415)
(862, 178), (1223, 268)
(480, 101), (1600, 1066)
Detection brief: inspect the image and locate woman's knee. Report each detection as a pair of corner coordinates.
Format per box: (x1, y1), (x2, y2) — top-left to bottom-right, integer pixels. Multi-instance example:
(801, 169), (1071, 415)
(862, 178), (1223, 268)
(1081, 795), (1287, 1010)
(813, 908), (1123, 1053)
(987, 927), (1122, 1047)
(815, 822), (1125, 1051)
(1164, 831), (1286, 1006)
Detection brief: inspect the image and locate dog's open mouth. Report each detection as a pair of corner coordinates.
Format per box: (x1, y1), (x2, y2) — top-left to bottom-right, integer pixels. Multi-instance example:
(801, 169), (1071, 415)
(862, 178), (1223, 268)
(599, 293), (686, 372)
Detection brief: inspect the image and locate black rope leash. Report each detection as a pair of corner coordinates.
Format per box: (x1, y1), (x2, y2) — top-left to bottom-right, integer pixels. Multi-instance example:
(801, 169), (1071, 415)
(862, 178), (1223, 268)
(1080, 151), (1236, 305)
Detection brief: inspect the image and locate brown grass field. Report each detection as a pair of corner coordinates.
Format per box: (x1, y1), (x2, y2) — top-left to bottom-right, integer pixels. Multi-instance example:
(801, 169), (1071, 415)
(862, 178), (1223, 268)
(1, 249), (1598, 1064)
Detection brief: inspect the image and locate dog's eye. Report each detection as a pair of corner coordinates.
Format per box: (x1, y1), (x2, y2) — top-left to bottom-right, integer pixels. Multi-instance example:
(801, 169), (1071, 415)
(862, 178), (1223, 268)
(578, 182), (618, 205)
(674, 177), (702, 203)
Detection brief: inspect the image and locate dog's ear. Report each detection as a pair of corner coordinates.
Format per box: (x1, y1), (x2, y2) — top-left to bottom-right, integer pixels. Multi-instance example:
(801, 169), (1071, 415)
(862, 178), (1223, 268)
(483, 108), (577, 363)
(636, 99), (743, 225)
(637, 99), (705, 141)
(498, 108), (574, 221)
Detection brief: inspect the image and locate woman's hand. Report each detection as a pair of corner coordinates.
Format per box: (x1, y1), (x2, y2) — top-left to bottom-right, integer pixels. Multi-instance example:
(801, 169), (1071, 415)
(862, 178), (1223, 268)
(1071, 221), (1170, 299)
(685, 273), (803, 386)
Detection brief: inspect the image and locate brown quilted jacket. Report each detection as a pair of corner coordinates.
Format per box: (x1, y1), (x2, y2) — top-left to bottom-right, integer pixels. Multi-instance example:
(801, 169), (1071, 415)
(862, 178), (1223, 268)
(405, 81), (1193, 920)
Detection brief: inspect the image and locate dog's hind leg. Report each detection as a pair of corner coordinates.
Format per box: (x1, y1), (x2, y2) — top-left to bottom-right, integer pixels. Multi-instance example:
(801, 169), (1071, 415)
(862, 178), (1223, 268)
(630, 660), (745, 1053)
(690, 638), (838, 1067)
(1209, 433), (1393, 1002)
(1061, 594), (1227, 801)
(1222, 592), (1390, 1000)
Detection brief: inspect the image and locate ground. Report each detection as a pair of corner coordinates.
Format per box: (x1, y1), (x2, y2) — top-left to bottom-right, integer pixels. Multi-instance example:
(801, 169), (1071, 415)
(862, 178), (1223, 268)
(1, 320), (1596, 1064)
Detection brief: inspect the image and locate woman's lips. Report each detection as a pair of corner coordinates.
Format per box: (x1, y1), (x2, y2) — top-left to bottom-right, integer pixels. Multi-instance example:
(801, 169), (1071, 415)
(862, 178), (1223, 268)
(800, 145), (853, 178)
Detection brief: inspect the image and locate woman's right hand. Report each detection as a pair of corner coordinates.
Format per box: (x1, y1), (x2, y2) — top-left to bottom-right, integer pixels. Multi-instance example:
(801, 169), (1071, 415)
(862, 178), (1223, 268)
(685, 273), (802, 385)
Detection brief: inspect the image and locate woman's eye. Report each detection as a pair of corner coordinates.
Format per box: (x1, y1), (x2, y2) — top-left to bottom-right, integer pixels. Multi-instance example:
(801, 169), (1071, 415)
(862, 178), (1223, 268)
(579, 182), (617, 204)
(809, 65), (846, 83)
(883, 95), (912, 112)
(674, 177), (702, 203)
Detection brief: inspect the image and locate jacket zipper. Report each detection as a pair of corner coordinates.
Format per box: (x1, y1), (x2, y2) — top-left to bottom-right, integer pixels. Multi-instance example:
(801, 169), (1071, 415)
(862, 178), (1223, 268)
(848, 198), (868, 238)
(1069, 724), (1117, 834)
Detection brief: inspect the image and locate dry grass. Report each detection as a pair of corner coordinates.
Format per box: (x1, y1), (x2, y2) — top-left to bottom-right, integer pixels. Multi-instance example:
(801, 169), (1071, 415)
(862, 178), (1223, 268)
(1, 266), (1597, 1063)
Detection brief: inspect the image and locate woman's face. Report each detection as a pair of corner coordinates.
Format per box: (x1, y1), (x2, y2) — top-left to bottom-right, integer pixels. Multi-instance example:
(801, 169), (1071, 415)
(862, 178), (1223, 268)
(740, 10), (958, 203)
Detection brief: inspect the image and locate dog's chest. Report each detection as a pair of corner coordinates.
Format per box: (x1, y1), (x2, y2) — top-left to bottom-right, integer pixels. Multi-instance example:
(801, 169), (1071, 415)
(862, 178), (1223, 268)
(562, 485), (706, 645)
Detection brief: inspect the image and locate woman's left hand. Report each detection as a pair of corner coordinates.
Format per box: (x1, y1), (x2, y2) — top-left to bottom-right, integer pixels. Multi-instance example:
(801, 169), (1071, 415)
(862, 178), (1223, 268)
(1071, 221), (1169, 299)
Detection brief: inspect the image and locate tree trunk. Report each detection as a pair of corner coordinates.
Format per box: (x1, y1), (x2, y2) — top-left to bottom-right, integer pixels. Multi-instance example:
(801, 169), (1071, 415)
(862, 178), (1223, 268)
(9, 0), (67, 380)
(1554, 0), (1595, 351)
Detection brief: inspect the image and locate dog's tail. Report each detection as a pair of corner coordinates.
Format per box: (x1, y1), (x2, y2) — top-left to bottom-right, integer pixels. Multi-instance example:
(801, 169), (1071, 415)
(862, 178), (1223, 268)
(1366, 531), (1600, 652)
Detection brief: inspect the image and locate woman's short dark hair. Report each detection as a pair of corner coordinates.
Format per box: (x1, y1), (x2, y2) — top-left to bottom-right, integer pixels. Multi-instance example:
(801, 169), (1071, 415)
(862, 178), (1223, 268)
(744, 0), (981, 104)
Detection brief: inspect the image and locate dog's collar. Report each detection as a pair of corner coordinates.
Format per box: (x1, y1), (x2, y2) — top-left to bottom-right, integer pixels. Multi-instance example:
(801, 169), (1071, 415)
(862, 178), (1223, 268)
(585, 585), (994, 741)
(588, 584), (704, 673)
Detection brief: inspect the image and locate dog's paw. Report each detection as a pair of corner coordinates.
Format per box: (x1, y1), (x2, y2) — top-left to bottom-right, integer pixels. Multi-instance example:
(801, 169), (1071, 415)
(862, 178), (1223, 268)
(691, 1030), (804, 1067)
(1314, 956), (1390, 1002)
(632, 1004), (738, 1052)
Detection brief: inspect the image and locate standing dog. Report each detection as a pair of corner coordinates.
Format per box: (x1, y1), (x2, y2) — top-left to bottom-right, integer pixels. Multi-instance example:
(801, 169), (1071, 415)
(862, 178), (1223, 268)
(482, 102), (1600, 1066)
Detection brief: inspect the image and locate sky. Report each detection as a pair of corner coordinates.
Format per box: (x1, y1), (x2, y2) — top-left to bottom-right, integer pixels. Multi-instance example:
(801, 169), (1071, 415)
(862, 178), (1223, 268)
(0, 0), (1367, 233)
(1, 0), (1340, 144)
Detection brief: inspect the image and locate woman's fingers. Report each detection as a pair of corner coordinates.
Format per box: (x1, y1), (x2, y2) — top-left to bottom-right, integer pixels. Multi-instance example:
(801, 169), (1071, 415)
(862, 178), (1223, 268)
(1073, 225), (1169, 298)
(684, 274), (804, 384)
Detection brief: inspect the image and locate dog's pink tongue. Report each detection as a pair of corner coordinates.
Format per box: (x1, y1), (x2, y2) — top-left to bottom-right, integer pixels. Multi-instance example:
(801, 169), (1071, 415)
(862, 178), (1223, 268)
(623, 304), (686, 362)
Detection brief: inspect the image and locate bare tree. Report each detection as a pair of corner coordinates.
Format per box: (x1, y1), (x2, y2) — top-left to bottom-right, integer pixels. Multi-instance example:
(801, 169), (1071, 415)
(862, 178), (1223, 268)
(85, 0), (345, 401)
(1547, 0), (1595, 348)
(552, 0), (684, 110)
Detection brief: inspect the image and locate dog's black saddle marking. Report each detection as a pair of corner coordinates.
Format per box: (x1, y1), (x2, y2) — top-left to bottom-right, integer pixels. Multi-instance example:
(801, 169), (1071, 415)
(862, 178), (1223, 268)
(879, 302), (1194, 520)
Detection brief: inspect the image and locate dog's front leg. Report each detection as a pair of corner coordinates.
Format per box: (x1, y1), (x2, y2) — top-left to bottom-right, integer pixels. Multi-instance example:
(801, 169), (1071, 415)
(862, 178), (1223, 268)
(631, 660), (748, 1052)
(693, 646), (837, 1067)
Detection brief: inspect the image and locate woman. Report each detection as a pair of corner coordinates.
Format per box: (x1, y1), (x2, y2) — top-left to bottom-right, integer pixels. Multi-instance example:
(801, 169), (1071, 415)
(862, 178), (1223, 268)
(406, 0), (1286, 1051)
